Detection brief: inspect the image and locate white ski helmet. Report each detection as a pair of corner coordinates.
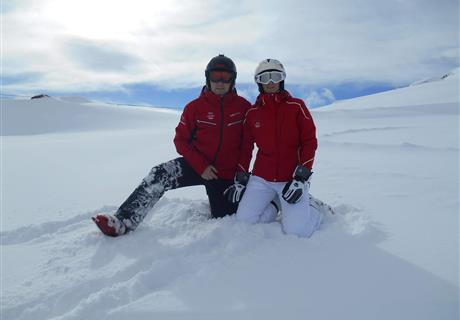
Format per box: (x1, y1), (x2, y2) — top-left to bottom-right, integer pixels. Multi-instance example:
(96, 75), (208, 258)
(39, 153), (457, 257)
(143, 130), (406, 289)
(254, 59), (286, 77)
(254, 58), (286, 92)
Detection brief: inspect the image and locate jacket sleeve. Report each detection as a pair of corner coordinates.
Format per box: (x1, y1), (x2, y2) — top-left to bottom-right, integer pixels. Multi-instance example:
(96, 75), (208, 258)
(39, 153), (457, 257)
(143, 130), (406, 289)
(237, 108), (255, 173)
(297, 100), (318, 170)
(173, 103), (210, 175)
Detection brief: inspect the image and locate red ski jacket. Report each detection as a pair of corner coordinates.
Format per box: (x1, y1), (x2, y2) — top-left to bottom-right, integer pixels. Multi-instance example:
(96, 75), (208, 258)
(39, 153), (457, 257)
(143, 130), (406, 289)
(238, 91), (317, 182)
(174, 87), (251, 179)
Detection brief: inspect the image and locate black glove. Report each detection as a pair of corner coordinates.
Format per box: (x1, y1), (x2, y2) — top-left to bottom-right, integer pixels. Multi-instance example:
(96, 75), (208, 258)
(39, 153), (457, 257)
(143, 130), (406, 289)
(223, 171), (250, 204)
(282, 166), (312, 204)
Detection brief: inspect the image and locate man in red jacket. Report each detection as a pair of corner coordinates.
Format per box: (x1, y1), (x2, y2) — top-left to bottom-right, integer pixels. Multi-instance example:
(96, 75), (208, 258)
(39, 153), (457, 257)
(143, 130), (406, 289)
(92, 55), (266, 237)
(224, 59), (322, 237)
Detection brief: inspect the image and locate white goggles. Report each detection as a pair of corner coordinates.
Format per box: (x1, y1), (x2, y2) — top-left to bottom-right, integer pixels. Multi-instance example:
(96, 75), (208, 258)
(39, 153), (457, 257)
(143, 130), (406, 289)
(255, 71), (286, 84)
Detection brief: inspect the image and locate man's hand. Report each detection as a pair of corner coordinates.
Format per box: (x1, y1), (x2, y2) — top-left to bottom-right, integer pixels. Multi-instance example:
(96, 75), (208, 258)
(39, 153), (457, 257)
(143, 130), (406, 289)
(201, 165), (218, 180)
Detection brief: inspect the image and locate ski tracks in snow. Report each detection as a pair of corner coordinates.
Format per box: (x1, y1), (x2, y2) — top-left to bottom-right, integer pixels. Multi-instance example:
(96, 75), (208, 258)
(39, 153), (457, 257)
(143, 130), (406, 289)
(1, 197), (374, 320)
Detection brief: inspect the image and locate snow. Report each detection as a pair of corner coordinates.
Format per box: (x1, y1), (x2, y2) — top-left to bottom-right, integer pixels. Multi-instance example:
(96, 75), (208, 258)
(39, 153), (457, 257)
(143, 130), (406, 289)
(1, 74), (459, 319)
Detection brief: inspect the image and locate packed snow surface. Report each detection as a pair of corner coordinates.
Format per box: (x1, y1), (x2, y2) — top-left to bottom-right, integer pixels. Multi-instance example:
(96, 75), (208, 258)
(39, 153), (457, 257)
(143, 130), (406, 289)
(1, 73), (459, 319)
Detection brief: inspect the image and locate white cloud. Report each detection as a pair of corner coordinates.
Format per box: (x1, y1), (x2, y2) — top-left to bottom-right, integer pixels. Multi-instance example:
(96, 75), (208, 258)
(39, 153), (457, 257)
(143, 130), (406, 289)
(237, 85), (260, 102)
(3, 0), (459, 94)
(302, 88), (336, 107)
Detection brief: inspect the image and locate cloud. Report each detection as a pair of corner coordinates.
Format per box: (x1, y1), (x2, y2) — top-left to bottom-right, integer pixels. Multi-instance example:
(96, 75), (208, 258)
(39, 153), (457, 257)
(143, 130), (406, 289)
(302, 88), (336, 108)
(64, 39), (141, 72)
(3, 0), (459, 94)
(236, 84), (261, 102)
(2, 72), (44, 85)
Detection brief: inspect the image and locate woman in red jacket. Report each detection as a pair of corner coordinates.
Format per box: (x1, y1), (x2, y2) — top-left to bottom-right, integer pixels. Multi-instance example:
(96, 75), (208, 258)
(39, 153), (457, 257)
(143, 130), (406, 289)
(225, 59), (322, 237)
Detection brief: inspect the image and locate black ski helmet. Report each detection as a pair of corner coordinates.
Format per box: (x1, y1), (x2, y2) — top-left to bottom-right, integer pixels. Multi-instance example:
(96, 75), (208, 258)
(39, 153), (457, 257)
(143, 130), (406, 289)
(205, 54), (237, 89)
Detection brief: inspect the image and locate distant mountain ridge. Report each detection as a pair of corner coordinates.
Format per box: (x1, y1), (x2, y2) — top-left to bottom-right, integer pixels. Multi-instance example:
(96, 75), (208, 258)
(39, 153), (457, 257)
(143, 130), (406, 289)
(318, 67), (459, 111)
(410, 67), (459, 86)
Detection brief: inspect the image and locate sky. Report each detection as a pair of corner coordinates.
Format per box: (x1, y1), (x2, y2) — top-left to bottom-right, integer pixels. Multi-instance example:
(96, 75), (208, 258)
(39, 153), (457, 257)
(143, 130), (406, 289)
(2, 0), (459, 108)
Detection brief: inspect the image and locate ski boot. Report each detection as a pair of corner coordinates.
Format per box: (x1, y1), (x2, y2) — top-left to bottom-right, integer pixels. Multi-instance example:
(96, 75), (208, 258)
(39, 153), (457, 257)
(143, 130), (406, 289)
(92, 214), (127, 237)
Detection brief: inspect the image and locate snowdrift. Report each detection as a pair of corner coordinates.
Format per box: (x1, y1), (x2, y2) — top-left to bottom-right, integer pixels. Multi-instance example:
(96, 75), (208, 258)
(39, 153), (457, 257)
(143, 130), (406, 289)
(2, 73), (459, 319)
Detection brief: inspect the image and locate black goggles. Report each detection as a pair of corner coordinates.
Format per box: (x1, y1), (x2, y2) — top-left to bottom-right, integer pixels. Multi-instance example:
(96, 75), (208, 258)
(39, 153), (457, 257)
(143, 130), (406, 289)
(209, 71), (234, 83)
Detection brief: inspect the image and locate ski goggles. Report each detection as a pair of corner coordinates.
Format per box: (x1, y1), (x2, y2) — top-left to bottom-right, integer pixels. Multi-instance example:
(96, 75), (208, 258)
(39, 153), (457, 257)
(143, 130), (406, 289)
(255, 71), (285, 84)
(209, 71), (234, 83)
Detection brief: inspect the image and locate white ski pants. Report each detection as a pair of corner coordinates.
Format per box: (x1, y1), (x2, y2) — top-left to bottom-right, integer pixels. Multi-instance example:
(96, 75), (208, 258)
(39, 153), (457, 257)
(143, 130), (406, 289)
(236, 175), (322, 237)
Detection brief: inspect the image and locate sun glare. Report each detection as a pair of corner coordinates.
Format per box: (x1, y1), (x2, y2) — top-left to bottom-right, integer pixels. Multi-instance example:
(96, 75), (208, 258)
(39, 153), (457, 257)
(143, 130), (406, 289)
(42, 0), (176, 40)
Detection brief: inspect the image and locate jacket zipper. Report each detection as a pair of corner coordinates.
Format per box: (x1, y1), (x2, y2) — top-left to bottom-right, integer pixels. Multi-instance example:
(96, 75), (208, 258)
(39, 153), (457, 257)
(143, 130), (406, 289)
(275, 98), (279, 181)
(212, 96), (225, 165)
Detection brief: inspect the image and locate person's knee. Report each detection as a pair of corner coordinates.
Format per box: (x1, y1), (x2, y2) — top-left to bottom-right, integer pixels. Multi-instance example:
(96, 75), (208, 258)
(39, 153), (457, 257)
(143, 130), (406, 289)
(145, 160), (182, 190)
(282, 223), (313, 237)
(236, 208), (260, 224)
(259, 203), (278, 223)
(282, 213), (318, 237)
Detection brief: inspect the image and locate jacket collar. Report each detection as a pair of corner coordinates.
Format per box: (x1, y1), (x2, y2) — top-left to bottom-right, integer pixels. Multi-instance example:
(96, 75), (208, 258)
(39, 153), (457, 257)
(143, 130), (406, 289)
(200, 86), (238, 105)
(256, 90), (291, 107)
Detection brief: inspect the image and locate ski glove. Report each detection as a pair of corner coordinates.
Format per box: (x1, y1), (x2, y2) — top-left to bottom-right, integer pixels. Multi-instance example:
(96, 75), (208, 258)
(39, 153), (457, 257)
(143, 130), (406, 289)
(282, 166), (312, 204)
(223, 171), (250, 204)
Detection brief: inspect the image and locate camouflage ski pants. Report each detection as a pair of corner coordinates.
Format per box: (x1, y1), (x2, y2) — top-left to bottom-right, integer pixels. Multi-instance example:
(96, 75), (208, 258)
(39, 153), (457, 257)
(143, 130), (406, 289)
(115, 157), (238, 230)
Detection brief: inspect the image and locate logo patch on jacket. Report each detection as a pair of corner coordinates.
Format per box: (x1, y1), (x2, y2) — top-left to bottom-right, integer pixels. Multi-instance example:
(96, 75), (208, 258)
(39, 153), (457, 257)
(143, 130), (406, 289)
(207, 112), (215, 120)
(254, 121), (261, 128)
